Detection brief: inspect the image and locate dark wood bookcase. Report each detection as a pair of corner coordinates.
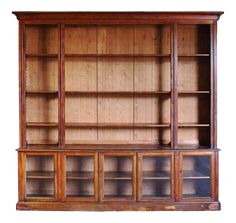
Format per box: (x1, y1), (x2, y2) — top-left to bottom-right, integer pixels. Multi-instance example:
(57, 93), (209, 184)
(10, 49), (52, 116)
(13, 11), (223, 211)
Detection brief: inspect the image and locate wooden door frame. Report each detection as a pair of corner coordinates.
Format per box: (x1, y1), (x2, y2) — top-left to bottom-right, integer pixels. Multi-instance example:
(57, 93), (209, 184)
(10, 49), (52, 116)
(60, 151), (98, 202)
(21, 151), (58, 202)
(99, 152), (136, 203)
(179, 151), (215, 202)
(137, 152), (174, 202)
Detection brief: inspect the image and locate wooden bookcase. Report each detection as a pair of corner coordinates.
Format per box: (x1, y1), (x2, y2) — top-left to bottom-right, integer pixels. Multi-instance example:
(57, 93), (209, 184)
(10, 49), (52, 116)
(13, 11), (223, 211)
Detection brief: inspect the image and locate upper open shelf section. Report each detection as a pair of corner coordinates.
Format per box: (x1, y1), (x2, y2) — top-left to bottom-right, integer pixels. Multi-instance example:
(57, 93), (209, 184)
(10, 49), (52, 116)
(20, 19), (217, 149)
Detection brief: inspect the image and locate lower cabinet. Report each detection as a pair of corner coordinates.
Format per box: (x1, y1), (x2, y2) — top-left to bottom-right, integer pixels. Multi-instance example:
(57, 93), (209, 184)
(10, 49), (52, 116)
(19, 150), (217, 204)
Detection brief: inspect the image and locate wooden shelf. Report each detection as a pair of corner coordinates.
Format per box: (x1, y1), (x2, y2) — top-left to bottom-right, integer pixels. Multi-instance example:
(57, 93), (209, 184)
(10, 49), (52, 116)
(142, 171), (170, 180)
(26, 171), (54, 179)
(26, 53), (58, 58)
(183, 171), (210, 179)
(104, 195), (133, 200)
(141, 195), (170, 200)
(27, 122), (58, 127)
(65, 91), (170, 95)
(66, 171), (94, 180)
(66, 194), (94, 198)
(104, 171), (132, 180)
(65, 123), (170, 128)
(178, 123), (210, 127)
(26, 194), (54, 198)
(65, 53), (171, 58)
(178, 54), (210, 57)
(27, 140), (58, 145)
(178, 91), (210, 94)
(26, 90), (58, 94)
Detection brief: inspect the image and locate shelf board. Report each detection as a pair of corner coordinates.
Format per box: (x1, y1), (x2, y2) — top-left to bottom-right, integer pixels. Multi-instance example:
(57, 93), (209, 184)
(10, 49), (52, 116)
(183, 170), (210, 179)
(104, 195), (133, 200)
(141, 195), (171, 200)
(65, 53), (171, 58)
(65, 140), (169, 146)
(176, 144), (211, 150)
(65, 123), (170, 128)
(26, 53), (58, 58)
(27, 140), (58, 145)
(182, 194), (211, 199)
(65, 91), (170, 95)
(26, 90), (58, 94)
(66, 194), (94, 198)
(142, 171), (170, 180)
(26, 171), (54, 179)
(26, 194), (54, 198)
(178, 123), (210, 127)
(178, 54), (210, 57)
(66, 171), (94, 180)
(27, 122), (58, 127)
(20, 144), (213, 151)
(104, 171), (132, 180)
(178, 91), (210, 94)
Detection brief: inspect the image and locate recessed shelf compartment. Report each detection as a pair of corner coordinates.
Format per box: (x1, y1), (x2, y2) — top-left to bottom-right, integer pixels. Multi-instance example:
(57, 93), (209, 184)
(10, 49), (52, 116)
(25, 24), (58, 55)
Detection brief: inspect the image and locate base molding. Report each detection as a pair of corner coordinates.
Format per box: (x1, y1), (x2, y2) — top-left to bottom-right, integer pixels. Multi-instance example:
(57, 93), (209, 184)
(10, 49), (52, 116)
(16, 201), (221, 211)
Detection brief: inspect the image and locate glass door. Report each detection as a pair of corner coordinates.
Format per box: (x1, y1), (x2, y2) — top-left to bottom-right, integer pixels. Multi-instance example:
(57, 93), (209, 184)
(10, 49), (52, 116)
(24, 152), (57, 200)
(180, 152), (214, 200)
(138, 152), (174, 201)
(100, 152), (136, 202)
(62, 152), (98, 202)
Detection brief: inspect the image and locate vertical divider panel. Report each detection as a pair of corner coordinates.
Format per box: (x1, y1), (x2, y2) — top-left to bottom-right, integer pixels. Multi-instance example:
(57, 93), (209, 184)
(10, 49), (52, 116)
(137, 153), (142, 201)
(21, 22), (27, 148)
(94, 152), (99, 201)
(210, 152), (215, 200)
(53, 152), (58, 200)
(210, 22), (217, 149)
(171, 24), (178, 148)
(18, 152), (25, 201)
(99, 153), (104, 202)
(132, 153), (137, 201)
(57, 151), (63, 201)
(59, 24), (65, 148)
(60, 152), (66, 201)
(96, 25), (99, 142)
(174, 151), (180, 201)
(214, 151), (219, 201)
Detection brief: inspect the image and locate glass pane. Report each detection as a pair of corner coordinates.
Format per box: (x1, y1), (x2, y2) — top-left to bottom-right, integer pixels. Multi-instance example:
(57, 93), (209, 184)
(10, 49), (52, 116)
(65, 156), (95, 198)
(182, 155), (211, 198)
(142, 156), (171, 199)
(103, 156), (133, 200)
(25, 155), (55, 198)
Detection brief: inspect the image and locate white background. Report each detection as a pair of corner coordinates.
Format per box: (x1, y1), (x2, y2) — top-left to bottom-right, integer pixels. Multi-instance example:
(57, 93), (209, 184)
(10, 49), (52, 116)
(0, 0), (234, 222)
